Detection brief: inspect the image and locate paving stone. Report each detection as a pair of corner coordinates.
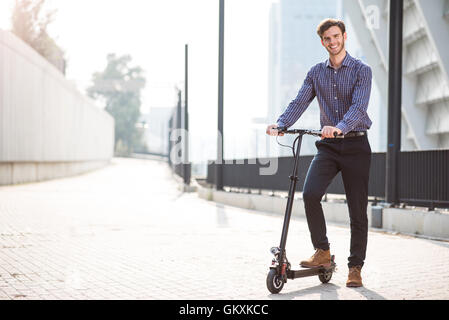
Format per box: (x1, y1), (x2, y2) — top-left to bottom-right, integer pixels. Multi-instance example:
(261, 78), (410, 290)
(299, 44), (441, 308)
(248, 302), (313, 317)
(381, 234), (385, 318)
(0, 158), (448, 300)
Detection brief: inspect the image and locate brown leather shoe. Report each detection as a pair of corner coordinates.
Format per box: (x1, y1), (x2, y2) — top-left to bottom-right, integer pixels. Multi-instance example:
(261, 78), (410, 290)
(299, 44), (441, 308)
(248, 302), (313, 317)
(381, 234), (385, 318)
(300, 248), (331, 268)
(346, 266), (363, 287)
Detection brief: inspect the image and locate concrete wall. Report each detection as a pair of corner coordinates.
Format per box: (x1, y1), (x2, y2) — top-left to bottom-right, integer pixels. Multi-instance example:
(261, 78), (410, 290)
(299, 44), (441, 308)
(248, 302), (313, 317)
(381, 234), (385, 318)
(383, 207), (449, 240)
(0, 30), (114, 185)
(197, 185), (449, 241)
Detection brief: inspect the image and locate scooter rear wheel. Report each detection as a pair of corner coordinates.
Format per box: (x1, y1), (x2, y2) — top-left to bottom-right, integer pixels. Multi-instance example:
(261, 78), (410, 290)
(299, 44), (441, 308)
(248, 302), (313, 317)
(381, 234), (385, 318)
(266, 269), (284, 294)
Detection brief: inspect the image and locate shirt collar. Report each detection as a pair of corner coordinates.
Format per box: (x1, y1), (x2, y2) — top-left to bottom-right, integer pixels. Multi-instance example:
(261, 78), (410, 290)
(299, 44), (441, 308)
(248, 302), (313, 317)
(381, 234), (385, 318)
(326, 51), (353, 69)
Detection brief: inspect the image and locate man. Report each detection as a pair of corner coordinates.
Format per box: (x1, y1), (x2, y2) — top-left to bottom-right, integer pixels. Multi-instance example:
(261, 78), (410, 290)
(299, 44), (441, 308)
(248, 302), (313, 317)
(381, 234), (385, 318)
(266, 19), (372, 288)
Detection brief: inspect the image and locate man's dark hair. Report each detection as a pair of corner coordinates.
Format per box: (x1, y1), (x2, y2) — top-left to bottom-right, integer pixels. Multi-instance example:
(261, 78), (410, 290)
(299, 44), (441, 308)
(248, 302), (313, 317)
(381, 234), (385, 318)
(317, 19), (346, 39)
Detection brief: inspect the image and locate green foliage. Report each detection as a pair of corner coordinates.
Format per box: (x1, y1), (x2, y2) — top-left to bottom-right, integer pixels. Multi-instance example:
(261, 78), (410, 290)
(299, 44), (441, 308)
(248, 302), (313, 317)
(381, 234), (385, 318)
(88, 54), (148, 156)
(11, 0), (65, 73)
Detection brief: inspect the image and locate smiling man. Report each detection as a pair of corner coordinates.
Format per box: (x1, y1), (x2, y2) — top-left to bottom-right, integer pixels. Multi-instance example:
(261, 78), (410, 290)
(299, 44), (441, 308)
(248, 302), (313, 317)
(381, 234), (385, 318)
(266, 19), (373, 287)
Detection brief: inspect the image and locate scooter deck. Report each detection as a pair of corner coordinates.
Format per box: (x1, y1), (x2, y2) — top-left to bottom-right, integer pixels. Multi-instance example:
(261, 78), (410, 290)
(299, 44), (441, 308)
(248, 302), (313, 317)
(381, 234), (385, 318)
(286, 255), (336, 280)
(286, 264), (335, 280)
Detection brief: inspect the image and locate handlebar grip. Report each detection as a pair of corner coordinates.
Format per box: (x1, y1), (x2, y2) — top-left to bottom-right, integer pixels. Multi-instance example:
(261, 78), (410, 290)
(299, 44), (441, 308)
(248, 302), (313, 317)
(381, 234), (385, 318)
(333, 131), (343, 137)
(276, 126), (287, 133)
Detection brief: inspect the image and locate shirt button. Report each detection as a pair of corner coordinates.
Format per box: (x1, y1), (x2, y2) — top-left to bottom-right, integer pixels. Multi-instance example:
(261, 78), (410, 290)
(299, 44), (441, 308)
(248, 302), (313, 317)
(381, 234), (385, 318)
(334, 97), (337, 100)
(333, 84), (336, 87)
(334, 71), (337, 74)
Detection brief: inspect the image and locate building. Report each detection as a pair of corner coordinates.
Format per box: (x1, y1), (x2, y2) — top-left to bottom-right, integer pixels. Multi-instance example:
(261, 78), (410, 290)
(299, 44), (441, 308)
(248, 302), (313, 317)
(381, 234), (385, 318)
(268, 0), (341, 156)
(343, 0), (449, 150)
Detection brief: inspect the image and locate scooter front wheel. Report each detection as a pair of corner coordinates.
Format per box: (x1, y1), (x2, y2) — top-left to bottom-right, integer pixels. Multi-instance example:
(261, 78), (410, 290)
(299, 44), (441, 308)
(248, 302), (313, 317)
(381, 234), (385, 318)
(266, 269), (284, 294)
(318, 270), (333, 283)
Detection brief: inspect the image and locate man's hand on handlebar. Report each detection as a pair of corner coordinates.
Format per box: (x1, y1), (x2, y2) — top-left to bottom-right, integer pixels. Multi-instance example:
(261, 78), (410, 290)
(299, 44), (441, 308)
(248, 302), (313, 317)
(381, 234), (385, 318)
(266, 124), (284, 136)
(266, 124), (343, 138)
(321, 126), (342, 139)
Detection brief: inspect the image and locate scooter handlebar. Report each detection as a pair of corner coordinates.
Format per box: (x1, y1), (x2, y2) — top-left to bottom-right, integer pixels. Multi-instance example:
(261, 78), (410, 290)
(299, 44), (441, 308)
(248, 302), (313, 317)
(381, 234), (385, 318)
(276, 127), (343, 138)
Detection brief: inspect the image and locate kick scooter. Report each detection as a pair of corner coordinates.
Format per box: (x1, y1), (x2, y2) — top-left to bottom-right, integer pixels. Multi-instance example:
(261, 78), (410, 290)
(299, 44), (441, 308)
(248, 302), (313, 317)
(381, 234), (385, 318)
(266, 128), (339, 294)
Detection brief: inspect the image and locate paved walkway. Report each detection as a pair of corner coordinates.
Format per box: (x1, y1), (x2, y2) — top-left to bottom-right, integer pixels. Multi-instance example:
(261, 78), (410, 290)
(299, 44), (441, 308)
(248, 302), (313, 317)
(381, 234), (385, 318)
(0, 158), (448, 300)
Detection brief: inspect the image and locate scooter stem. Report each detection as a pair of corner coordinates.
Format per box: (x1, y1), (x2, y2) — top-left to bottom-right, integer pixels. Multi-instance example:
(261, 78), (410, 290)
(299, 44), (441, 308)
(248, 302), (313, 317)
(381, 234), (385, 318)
(278, 134), (303, 264)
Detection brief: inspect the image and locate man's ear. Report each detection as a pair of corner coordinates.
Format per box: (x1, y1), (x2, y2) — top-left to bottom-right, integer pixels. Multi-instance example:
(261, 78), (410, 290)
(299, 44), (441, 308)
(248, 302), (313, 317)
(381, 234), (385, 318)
(343, 32), (347, 41)
(320, 38), (325, 47)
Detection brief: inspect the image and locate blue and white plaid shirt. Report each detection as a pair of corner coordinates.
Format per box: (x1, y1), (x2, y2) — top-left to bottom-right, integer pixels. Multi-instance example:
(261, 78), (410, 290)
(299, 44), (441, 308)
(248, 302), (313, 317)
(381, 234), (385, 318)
(277, 52), (372, 135)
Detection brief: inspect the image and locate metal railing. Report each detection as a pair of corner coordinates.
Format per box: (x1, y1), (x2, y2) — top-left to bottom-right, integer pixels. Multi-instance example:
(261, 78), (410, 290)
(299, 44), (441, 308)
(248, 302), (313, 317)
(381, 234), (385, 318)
(206, 150), (449, 210)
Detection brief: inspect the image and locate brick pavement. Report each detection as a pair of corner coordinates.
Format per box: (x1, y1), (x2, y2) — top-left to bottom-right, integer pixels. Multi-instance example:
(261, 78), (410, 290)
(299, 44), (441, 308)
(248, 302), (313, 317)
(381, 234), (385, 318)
(0, 157), (448, 300)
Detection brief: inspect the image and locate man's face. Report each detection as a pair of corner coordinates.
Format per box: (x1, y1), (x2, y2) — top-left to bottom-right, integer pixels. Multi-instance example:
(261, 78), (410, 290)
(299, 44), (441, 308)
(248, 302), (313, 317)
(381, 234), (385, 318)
(321, 26), (347, 56)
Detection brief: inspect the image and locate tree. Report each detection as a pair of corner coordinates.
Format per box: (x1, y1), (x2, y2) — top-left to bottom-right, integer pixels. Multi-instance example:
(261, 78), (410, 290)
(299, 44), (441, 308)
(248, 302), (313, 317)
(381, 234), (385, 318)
(11, 0), (66, 74)
(87, 54), (147, 156)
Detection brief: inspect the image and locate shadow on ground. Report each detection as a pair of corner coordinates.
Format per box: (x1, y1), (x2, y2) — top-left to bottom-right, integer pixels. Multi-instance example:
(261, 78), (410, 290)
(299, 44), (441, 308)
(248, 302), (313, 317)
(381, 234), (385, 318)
(268, 283), (387, 300)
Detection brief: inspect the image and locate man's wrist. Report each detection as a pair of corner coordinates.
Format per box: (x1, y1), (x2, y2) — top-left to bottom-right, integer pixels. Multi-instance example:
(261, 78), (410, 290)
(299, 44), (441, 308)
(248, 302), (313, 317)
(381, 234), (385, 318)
(277, 121), (288, 129)
(336, 123), (349, 135)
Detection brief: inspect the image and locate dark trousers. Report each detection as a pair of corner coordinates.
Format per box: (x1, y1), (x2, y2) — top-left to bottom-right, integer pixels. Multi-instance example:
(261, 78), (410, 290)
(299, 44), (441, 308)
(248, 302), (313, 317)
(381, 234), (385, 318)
(302, 134), (371, 268)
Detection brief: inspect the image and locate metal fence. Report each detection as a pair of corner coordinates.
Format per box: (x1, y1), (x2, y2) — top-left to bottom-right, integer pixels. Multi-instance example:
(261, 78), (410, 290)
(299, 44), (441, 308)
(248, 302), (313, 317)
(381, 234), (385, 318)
(206, 150), (449, 209)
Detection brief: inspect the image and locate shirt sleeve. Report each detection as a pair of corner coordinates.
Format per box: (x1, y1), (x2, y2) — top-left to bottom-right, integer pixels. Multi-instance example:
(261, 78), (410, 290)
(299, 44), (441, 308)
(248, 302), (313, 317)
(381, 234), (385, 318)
(276, 69), (316, 128)
(336, 65), (372, 135)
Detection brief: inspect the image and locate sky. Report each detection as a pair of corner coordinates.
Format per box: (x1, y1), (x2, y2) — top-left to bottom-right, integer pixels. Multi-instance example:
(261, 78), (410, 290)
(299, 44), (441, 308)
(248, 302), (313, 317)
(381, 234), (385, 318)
(0, 0), (276, 161)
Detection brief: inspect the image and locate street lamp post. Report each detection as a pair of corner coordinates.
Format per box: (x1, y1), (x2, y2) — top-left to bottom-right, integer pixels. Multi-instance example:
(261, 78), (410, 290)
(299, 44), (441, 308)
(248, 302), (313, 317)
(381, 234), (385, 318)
(216, 0), (225, 190)
(385, 0), (403, 206)
(184, 43), (190, 185)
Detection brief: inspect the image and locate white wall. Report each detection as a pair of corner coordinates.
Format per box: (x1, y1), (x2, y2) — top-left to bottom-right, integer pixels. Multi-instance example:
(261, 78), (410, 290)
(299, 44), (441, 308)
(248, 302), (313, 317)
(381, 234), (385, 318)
(0, 30), (114, 184)
(0, 29), (114, 163)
